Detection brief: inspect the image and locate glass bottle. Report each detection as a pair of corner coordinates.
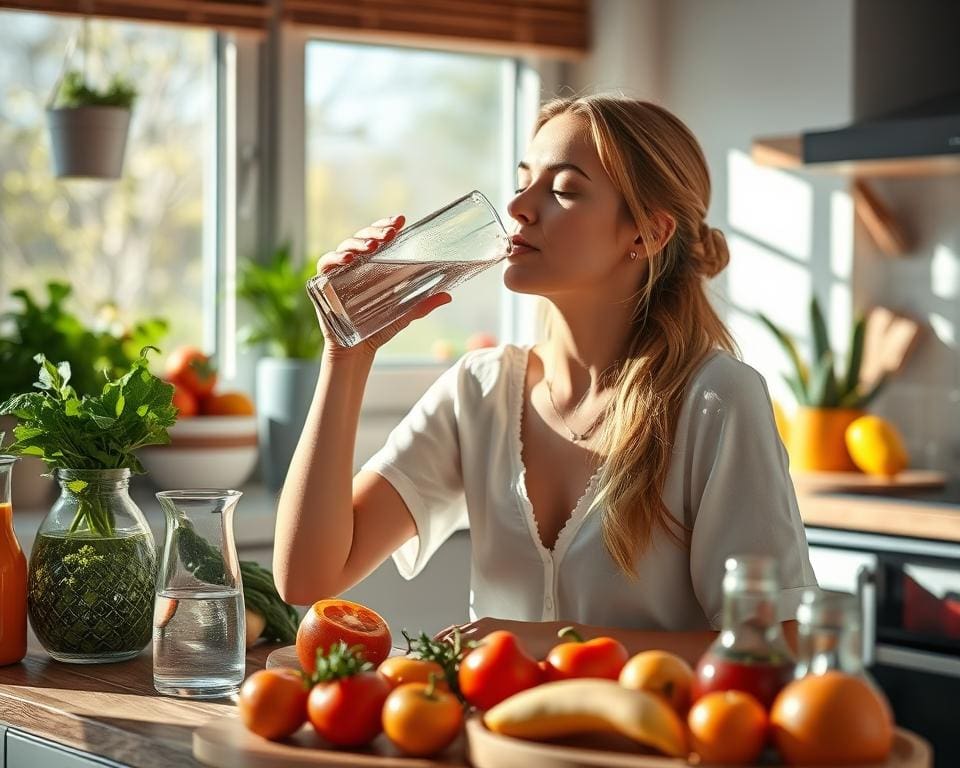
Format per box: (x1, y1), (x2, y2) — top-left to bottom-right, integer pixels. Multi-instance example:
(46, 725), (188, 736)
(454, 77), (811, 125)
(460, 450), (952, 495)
(27, 468), (156, 663)
(154, 490), (245, 699)
(693, 555), (795, 708)
(794, 588), (870, 679)
(0, 455), (27, 666)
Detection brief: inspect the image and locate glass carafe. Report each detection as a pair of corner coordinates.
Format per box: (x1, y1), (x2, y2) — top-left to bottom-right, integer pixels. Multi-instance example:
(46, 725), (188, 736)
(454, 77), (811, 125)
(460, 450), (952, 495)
(28, 469), (156, 663)
(154, 490), (245, 698)
(0, 456), (27, 665)
(693, 555), (796, 708)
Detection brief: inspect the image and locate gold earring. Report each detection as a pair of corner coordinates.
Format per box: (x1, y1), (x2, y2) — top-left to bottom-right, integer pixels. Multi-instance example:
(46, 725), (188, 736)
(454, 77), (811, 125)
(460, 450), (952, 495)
(629, 251), (638, 260)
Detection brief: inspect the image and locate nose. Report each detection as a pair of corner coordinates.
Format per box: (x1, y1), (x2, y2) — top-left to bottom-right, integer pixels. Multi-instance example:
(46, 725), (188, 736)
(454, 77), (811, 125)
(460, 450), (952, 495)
(507, 188), (536, 227)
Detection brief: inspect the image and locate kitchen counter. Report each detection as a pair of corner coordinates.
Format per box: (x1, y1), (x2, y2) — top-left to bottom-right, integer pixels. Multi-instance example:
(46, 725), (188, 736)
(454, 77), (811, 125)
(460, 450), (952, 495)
(0, 638), (274, 768)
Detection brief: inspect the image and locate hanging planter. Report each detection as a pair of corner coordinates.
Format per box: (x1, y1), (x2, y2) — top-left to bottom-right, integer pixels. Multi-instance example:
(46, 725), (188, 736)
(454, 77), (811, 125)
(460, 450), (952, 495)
(45, 21), (137, 180)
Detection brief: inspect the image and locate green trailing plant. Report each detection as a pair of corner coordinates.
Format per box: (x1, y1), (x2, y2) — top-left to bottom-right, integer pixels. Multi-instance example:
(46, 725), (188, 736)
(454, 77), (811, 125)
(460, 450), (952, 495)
(0, 281), (168, 403)
(237, 242), (324, 359)
(757, 296), (886, 409)
(53, 70), (137, 109)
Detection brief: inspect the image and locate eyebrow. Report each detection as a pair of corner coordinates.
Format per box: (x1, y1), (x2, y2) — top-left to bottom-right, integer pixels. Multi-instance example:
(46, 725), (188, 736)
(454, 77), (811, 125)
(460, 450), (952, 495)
(517, 161), (591, 181)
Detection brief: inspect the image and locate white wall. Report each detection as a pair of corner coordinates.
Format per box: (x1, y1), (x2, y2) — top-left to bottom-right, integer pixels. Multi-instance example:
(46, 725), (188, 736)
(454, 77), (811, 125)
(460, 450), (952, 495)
(563, 0), (960, 475)
(848, 0), (960, 471)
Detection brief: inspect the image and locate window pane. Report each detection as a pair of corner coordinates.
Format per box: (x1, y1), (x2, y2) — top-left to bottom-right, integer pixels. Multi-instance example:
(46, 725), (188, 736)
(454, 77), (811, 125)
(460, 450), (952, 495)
(0, 12), (214, 357)
(305, 41), (511, 363)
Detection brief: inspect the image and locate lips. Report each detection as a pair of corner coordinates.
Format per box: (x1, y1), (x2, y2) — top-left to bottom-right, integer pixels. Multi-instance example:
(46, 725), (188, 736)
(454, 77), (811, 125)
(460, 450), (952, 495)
(509, 234), (538, 256)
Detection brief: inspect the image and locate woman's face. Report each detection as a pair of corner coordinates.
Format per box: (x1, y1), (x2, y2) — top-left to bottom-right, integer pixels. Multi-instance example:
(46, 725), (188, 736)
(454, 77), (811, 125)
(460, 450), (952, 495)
(504, 112), (642, 301)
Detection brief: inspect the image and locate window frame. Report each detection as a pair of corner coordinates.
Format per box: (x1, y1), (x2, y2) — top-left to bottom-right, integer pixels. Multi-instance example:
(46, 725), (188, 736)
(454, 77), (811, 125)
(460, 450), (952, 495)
(243, 26), (548, 408)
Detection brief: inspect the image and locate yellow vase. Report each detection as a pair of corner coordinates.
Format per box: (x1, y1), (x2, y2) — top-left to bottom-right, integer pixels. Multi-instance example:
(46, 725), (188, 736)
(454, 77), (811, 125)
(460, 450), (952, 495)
(788, 407), (864, 472)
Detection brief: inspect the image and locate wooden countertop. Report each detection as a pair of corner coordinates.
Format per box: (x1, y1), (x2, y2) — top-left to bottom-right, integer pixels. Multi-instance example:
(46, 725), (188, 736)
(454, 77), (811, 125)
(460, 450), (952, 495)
(0, 638), (274, 768)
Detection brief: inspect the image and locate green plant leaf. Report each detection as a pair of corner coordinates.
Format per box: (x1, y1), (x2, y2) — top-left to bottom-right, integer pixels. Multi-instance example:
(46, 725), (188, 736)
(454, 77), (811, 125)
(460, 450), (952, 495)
(756, 312), (809, 394)
(782, 373), (809, 406)
(846, 373), (889, 409)
(810, 296), (831, 369)
(808, 351), (839, 407)
(842, 315), (866, 398)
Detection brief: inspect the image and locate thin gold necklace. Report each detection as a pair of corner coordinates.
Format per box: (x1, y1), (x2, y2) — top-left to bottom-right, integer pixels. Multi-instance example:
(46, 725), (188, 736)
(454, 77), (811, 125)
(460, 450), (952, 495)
(544, 377), (605, 442)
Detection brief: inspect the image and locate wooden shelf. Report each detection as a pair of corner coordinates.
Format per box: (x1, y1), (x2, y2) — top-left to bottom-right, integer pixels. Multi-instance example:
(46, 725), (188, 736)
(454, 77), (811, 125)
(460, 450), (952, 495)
(751, 134), (960, 177)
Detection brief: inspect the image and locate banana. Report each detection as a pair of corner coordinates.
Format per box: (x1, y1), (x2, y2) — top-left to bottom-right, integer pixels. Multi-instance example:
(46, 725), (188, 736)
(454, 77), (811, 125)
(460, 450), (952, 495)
(483, 679), (688, 758)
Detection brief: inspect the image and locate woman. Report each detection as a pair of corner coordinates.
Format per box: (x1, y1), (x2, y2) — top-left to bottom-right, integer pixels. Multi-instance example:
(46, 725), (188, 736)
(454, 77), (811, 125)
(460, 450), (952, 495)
(274, 95), (817, 662)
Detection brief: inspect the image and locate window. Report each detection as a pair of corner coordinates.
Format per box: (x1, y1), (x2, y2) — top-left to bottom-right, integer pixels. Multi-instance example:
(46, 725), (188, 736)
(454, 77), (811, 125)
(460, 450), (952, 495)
(304, 40), (517, 363)
(0, 12), (217, 354)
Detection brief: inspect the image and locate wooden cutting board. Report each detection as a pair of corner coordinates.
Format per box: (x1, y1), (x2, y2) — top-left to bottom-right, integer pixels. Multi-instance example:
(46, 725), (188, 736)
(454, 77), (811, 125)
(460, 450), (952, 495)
(193, 715), (931, 768)
(265, 645), (407, 670)
(193, 717), (467, 767)
(792, 469), (947, 495)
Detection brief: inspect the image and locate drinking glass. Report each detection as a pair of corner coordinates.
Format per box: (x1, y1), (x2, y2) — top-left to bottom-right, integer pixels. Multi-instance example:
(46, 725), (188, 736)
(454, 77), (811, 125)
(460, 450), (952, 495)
(307, 190), (510, 347)
(153, 490), (244, 698)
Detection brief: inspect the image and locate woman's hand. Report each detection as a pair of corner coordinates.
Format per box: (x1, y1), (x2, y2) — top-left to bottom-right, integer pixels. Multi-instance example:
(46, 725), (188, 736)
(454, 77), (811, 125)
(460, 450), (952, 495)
(315, 214), (451, 360)
(434, 617), (566, 661)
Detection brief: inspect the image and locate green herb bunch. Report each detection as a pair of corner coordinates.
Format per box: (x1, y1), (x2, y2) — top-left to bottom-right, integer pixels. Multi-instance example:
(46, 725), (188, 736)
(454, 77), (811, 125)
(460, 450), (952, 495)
(0, 348), (176, 535)
(55, 70), (137, 109)
(757, 296), (886, 409)
(237, 242), (324, 359)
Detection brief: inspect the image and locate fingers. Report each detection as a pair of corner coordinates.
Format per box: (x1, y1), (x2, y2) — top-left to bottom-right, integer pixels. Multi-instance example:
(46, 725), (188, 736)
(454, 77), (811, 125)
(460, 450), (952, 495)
(315, 215), (406, 274)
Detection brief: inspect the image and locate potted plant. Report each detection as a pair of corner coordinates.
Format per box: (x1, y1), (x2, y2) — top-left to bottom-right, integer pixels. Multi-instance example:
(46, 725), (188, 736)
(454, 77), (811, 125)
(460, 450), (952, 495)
(758, 297), (887, 472)
(0, 349), (175, 663)
(47, 70), (137, 179)
(0, 282), (167, 507)
(238, 243), (324, 490)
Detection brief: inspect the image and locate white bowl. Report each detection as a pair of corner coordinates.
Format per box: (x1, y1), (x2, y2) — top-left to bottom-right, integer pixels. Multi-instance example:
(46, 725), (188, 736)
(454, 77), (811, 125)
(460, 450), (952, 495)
(140, 415), (259, 490)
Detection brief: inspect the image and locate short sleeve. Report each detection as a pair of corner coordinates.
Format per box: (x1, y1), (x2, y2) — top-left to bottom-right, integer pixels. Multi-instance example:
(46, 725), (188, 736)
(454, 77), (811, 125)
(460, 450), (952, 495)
(686, 360), (818, 628)
(361, 359), (468, 580)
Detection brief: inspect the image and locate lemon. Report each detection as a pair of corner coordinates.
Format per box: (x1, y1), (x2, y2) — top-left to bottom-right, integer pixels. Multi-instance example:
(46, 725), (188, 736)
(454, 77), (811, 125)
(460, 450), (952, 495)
(844, 415), (909, 477)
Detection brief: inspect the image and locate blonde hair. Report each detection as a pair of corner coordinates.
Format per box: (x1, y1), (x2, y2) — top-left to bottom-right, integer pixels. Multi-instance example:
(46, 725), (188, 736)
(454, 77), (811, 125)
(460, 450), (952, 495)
(536, 95), (736, 577)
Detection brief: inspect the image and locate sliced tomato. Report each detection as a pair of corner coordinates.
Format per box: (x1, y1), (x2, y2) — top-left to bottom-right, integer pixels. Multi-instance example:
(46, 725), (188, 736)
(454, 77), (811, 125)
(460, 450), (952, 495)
(296, 598), (392, 672)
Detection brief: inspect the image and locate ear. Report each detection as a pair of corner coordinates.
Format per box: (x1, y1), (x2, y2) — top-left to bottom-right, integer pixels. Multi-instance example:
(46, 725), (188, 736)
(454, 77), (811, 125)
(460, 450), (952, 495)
(635, 211), (677, 256)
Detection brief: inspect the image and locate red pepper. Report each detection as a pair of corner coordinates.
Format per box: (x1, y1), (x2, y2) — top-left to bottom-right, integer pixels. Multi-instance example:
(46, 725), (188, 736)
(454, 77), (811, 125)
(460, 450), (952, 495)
(543, 626), (629, 681)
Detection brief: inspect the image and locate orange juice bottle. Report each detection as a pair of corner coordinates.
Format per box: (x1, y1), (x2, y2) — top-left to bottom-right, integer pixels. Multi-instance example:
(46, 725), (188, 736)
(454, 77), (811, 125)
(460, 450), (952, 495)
(0, 455), (27, 665)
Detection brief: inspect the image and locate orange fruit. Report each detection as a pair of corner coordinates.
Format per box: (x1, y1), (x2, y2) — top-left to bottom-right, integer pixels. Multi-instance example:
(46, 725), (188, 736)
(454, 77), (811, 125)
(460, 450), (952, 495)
(378, 656), (449, 691)
(200, 391), (256, 416)
(296, 598), (392, 672)
(618, 650), (694, 715)
(688, 690), (768, 765)
(770, 671), (893, 765)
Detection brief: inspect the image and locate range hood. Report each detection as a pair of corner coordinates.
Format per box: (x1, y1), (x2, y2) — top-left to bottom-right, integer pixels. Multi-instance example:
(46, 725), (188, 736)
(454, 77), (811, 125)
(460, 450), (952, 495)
(752, 91), (960, 176)
(804, 91), (960, 164)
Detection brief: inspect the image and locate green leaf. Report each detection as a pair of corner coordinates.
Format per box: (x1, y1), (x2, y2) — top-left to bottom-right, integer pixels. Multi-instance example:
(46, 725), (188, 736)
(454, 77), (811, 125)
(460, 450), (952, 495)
(810, 296), (831, 368)
(842, 315), (866, 398)
(756, 312), (809, 389)
(782, 373), (809, 406)
(808, 351), (839, 407)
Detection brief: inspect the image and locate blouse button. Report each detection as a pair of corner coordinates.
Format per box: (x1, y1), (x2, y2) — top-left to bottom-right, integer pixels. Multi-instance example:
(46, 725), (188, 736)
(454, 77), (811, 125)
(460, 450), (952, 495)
(545, 596), (553, 610)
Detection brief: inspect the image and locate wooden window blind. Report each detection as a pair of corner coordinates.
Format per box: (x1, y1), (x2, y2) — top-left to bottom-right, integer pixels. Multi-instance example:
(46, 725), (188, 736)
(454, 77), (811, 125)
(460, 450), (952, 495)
(0, 1), (270, 33)
(282, 0), (589, 59)
(1, 0), (589, 57)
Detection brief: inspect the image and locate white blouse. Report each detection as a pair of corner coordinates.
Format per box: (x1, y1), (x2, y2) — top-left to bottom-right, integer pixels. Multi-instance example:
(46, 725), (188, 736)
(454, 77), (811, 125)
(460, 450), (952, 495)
(362, 344), (818, 631)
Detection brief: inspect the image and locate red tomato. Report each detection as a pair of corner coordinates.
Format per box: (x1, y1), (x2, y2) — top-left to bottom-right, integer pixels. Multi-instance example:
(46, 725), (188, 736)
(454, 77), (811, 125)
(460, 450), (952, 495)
(543, 627), (629, 681)
(307, 671), (390, 747)
(238, 668), (309, 741)
(458, 630), (541, 710)
(170, 381), (198, 417)
(297, 598), (392, 672)
(166, 346), (217, 398)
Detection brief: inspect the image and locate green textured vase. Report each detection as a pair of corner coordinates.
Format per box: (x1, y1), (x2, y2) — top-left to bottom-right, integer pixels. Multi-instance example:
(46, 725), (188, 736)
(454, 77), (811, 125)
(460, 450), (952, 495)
(27, 469), (156, 664)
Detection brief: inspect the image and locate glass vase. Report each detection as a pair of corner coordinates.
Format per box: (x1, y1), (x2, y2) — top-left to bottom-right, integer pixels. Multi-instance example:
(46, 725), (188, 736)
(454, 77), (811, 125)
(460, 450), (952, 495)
(27, 468), (157, 664)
